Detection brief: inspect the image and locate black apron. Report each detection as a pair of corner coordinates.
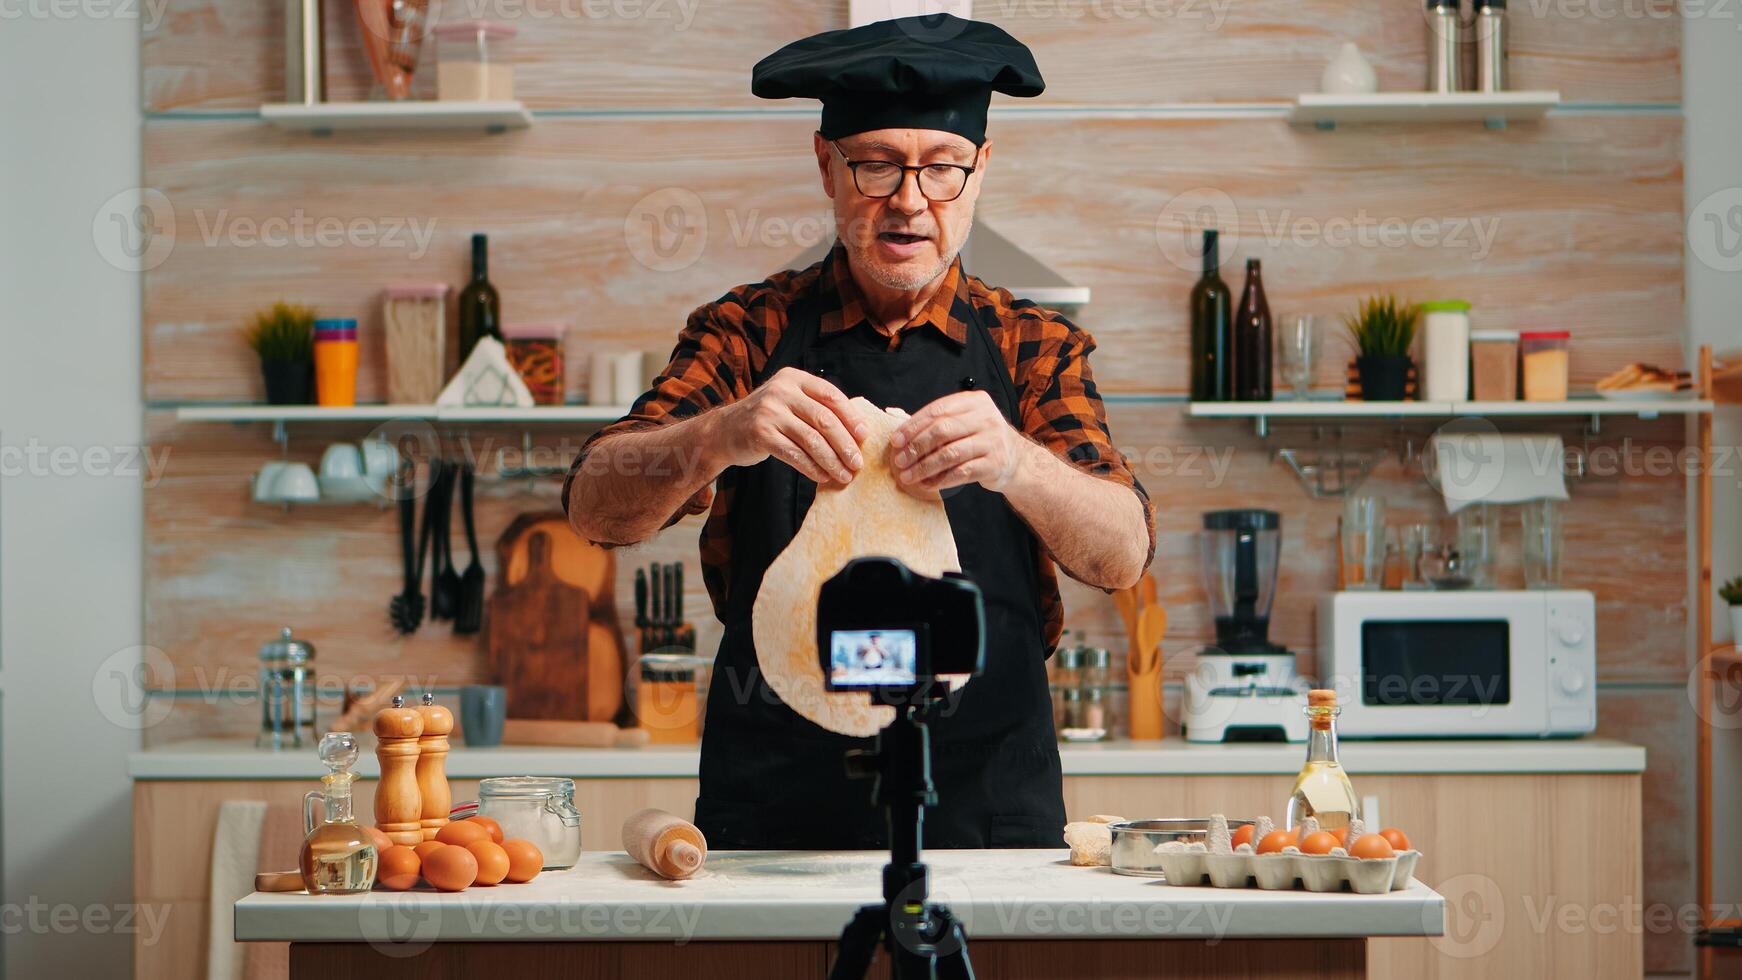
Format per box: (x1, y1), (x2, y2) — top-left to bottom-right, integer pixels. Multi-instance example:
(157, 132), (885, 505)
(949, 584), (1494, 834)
(693, 282), (1065, 850)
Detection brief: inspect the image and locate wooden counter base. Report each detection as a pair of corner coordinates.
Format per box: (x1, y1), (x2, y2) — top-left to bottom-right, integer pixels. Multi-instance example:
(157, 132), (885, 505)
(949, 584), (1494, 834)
(289, 937), (1365, 979)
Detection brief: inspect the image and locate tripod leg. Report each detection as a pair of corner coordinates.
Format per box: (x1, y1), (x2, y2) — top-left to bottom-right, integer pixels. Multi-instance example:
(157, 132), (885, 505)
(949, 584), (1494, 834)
(931, 908), (974, 980)
(829, 905), (886, 980)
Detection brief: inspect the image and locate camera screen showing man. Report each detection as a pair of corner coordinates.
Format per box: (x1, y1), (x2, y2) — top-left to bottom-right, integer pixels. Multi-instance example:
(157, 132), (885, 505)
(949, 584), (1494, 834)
(829, 629), (918, 688)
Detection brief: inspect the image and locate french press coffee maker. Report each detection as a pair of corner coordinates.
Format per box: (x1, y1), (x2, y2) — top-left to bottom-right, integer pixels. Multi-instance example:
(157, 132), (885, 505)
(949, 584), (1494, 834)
(257, 626), (317, 749)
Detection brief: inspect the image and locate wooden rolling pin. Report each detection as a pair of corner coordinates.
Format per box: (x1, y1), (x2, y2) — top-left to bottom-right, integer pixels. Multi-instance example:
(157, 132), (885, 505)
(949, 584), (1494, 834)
(622, 808), (707, 879)
(502, 718), (652, 748)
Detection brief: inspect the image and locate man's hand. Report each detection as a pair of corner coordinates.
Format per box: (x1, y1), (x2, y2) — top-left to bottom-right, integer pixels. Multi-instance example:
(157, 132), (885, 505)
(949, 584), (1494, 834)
(716, 367), (867, 486)
(889, 390), (1031, 494)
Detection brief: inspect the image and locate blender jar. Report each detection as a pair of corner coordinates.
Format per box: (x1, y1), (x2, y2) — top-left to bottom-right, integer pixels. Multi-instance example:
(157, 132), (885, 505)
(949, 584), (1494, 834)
(1199, 509), (1283, 654)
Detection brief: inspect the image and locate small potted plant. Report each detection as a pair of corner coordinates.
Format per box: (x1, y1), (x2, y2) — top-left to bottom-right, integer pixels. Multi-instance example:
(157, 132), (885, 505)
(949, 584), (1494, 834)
(1344, 294), (1420, 401)
(1722, 576), (1742, 644)
(247, 302), (316, 405)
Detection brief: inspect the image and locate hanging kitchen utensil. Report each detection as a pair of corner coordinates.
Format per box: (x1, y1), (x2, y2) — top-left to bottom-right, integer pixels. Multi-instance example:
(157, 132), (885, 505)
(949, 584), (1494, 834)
(432, 458), (462, 622)
(454, 461), (486, 635)
(389, 466), (425, 634)
(487, 531), (590, 720)
(1127, 605), (1169, 740)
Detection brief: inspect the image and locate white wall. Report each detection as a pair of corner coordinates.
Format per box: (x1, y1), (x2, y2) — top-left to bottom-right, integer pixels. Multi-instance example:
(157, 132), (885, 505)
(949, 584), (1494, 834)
(1684, 9), (1742, 924)
(0, 5), (144, 977)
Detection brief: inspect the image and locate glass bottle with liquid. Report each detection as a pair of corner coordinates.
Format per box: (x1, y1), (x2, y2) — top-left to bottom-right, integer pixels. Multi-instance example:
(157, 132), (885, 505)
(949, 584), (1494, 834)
(299, 731), (378, 894)
(1286, 689), (1361, 833)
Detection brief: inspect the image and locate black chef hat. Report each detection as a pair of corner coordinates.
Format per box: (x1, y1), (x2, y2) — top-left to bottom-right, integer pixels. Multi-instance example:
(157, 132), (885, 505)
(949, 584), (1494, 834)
(751, 14), (1044, 146)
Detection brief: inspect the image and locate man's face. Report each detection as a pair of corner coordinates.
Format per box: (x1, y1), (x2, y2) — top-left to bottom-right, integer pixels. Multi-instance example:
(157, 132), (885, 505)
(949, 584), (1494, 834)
(814, 128), (988, 293)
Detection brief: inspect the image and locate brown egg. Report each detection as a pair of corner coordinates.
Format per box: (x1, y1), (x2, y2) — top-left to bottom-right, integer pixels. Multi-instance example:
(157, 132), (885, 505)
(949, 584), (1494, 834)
(413, 841), (446, 863)
(1299, 831), (1340, 855)
(1349, 834), (1398, 860)
(469, 816), (505, 844)
(363, 826), (394, 855)
(422, 844), (478, 892)
(436, 820), (491, 848)
(1378, 827), (1412, 852)
(1330, 827), (1350, 846)
(1231, 825), (1255, 849)
(1256, 829), (1298, 854)
(376, 846), (422, 891)
(467, 841), (509, 886)
(501, 839), (543, 883)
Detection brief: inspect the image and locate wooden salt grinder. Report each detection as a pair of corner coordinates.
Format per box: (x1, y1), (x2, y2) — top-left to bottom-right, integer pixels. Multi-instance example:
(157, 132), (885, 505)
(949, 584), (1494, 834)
(373, 694), (425, 845)
(415, 692), (453, 841)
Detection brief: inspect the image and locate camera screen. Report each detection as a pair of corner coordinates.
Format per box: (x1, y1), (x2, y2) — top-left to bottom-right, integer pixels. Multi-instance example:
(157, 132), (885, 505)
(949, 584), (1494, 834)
(827, 629), (918, 688)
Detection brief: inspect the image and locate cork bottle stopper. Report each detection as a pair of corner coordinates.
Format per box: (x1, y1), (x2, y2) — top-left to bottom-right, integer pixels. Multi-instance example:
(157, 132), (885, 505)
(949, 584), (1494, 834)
(417, 692), (453, 735)
(375, 694), (425, 739)
(1308, 689), (1337, 708)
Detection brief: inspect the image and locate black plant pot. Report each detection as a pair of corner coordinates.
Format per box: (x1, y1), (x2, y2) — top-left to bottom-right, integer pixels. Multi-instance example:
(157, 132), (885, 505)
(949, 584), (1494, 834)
(260, 358), (313, 405)
(1357, 354), (1412, 401)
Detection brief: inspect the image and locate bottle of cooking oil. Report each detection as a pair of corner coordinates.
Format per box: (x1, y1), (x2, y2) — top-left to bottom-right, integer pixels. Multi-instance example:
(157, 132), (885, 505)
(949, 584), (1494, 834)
(299, 731), (378, 894)
(1286, 689), (1360, 833)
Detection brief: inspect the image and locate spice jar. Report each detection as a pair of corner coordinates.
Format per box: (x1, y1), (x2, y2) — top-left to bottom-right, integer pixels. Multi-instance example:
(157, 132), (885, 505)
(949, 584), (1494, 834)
(503, 323), (564, 405)
(636, 653), (702, 745)
(1060, 643), (1112, 742)
(471, 777), (582, 869)
(434, 21), (517, 101)
(1050, 637), (1085, 732)
(1469, 328), (1519, 401)
(382, 282), (448, 404)
(1519, 330), (1571, 401)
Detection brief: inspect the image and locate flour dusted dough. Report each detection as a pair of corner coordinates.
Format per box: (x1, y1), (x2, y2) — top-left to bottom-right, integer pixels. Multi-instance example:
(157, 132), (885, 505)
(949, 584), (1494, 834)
(752, 398), (963, 737)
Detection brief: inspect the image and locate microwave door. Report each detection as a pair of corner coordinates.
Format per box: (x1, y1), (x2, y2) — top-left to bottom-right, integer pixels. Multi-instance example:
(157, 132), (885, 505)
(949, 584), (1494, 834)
(1344, 616), (1542, 737)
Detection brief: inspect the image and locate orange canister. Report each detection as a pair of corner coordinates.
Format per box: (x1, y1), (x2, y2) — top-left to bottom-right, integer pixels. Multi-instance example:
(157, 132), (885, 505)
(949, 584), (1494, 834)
(314, 319), (359, 407)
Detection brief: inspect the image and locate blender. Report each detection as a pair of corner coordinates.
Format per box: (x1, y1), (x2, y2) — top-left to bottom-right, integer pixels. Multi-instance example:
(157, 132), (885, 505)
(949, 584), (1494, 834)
(1183, 509), (1309, 742)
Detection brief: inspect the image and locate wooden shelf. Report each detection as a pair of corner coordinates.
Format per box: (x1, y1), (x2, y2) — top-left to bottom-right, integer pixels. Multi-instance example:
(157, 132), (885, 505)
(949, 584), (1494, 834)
(1188, 397), (1712, 420)
(1288, 91), (1561, 128)
(260, 101), (533, 133)
(175, 404), (631, 424)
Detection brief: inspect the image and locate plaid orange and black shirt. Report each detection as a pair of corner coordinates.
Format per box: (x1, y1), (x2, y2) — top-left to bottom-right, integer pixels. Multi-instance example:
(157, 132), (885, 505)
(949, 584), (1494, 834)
(565, 242), (1155, 651)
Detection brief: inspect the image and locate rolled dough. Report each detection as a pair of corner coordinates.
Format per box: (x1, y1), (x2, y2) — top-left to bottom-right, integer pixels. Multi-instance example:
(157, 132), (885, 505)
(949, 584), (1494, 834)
(751, 398), (963, 737)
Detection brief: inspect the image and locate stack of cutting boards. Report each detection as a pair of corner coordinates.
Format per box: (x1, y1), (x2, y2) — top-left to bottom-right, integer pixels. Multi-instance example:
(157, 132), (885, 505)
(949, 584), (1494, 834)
(1113, 573), (1166, 740)
(487, 512), (628, 723)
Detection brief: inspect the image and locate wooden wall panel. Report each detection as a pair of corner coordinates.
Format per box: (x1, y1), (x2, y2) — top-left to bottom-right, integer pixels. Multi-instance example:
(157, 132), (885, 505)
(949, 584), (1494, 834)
(141, 114), (1682, 402)
(141, 0), (1678, 111)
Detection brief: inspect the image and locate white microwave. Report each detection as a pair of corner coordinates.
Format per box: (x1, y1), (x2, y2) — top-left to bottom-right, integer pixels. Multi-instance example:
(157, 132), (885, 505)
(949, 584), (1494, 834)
(1317, 590), (1597, 739)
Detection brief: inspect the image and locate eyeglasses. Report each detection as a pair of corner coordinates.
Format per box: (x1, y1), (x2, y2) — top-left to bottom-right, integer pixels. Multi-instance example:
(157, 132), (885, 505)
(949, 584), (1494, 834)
(829, 140), (977, 203)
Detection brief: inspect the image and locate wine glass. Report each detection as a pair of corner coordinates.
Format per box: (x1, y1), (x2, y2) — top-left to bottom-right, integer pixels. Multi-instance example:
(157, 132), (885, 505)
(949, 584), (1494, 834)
(1278, 315), (1320, 400)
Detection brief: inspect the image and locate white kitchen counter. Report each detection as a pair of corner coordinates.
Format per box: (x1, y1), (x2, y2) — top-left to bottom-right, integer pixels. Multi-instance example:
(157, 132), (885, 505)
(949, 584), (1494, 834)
(234, 849), (1445, 943)
(134, 735), (1644, 780)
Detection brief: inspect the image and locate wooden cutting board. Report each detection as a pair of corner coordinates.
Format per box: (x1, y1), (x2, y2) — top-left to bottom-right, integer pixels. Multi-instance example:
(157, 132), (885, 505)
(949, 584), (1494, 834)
(487, 531), (594, 721)
(492, 513), (625, 722)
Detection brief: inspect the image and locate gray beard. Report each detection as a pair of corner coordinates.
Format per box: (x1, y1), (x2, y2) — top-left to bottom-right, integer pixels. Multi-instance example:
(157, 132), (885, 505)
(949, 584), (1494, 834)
(844, 212), (973, 292)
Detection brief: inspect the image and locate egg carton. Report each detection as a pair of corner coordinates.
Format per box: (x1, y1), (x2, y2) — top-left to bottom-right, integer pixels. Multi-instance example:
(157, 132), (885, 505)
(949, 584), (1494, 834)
(1153, 845), (1421, 894)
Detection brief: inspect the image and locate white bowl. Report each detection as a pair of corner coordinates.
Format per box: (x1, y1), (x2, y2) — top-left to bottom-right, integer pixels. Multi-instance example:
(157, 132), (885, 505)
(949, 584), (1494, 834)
(319, 442), (364, 480)
(272, 462), (321, 502)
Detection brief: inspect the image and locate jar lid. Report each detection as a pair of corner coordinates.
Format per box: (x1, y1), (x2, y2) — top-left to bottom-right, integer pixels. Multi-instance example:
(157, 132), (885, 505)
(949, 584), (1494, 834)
(433, 20), (519, 40)
(258, 626), (314, 664)
(1518, 330), (1571, 340)
(1419, 300), (1471, 313)
(502, 322), (564, 340)
(479, 776), (575, 799)
(1469, 329), (1519, 341)
(1054, 646), (1085, 669)
(313, 318), (358, 331)
(1082, 647), (1111, 668)
(384, 282), (449, 300)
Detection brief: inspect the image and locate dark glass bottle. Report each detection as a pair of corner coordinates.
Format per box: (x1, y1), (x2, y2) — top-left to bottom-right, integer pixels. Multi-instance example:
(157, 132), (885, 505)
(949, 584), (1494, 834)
(1189, 229), (1234, 401)
(457, 233), (501, 365)
(1234, 258), (1273, 401)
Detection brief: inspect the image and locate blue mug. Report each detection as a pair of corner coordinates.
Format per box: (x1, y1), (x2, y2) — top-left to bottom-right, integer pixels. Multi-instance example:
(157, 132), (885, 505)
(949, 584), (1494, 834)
(460, 685), (507, 747)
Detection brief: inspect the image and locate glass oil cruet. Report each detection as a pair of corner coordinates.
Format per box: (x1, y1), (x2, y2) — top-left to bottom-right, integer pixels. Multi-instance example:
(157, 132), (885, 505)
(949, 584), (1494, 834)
(1286, 689), (1361, 833)
(299, 731), (378, 894)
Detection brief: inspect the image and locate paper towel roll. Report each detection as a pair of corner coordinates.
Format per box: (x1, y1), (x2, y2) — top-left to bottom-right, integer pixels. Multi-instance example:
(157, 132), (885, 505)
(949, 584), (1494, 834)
(613, 350), (646, 406)
(1430, 432), (1570, 513)
(588, 351), (616, 407)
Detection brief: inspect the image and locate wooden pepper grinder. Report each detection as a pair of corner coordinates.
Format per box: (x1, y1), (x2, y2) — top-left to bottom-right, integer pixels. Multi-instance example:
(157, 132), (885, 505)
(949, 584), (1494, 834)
(415, 692), (453, 841)
(373, 694), (425, 845)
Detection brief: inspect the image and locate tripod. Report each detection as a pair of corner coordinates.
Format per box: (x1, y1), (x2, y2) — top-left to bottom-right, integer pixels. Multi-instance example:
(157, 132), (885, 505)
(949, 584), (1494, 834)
(829, 701), (974, 980)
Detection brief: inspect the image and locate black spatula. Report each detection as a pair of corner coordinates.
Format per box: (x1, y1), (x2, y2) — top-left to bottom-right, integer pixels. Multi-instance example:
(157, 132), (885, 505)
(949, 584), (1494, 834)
(454, 461), (486, 635)
(389, 465), (426, 634)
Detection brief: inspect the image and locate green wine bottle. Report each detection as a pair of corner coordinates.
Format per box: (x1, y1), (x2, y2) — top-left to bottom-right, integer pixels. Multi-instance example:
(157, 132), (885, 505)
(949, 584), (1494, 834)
(1189, 229), (1233, 401)
(456, 233), (501, 365)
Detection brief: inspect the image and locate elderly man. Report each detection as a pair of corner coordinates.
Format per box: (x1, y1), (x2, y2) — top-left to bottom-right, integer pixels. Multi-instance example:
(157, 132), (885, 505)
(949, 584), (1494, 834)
(566, 15), (1153, 849)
